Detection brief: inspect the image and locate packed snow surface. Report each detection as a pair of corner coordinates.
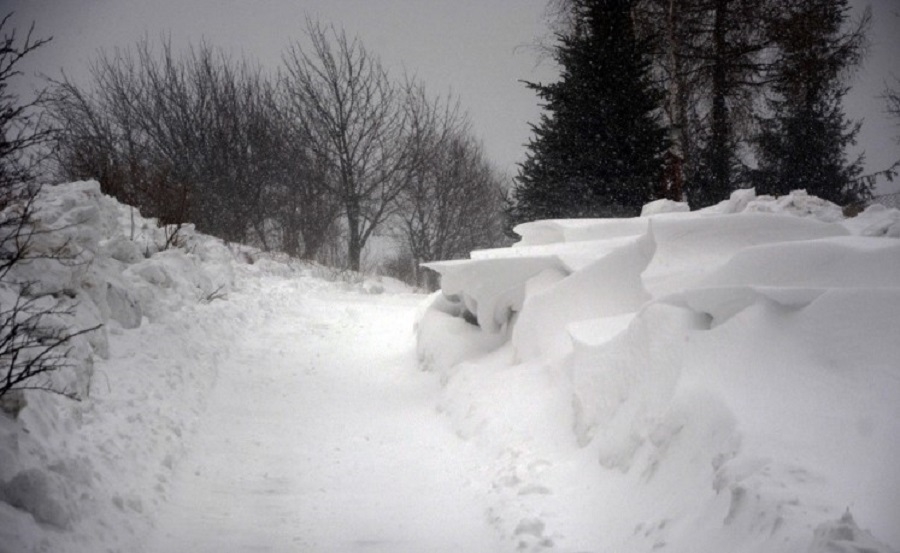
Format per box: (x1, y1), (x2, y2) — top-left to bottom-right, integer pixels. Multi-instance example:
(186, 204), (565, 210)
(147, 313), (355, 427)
(1, 184), (898, 553)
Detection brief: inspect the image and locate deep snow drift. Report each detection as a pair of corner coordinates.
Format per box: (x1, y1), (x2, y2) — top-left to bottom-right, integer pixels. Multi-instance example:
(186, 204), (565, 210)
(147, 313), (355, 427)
(1, 182), (898, 553)
(420, 189), (900, 553)
(0, 181), (243, 552)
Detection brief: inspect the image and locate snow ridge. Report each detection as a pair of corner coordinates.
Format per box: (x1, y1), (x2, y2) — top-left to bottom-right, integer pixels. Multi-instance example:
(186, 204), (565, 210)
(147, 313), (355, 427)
(0, 181), (244, 552)
(419, 189), (900, 553)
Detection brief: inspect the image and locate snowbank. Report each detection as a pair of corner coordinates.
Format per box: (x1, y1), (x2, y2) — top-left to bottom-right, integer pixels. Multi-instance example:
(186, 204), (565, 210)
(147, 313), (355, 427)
(0, 181), (410, 553)
(418, 189), (900, 553)
(0, 181), (243, 552)
(0, 180), (417, 553)
(3, 183), (898, 553)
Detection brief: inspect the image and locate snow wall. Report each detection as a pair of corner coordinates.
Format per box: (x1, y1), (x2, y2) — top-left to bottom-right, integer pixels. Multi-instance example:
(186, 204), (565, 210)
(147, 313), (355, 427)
(0, 181), (241, 552)
(418, 189), (900, 553)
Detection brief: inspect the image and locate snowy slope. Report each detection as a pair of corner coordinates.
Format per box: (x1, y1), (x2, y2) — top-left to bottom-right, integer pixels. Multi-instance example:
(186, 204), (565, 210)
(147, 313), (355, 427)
(420, 189), (900, 553)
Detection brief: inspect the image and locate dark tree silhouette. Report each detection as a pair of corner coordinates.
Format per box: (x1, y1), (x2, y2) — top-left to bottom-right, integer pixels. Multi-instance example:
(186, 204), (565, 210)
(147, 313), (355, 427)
(510, 0), (668, 226)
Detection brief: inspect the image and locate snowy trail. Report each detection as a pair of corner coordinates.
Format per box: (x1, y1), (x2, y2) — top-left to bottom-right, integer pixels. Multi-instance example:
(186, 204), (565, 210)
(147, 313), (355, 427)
(147, 279), (500, 553)
(7, 184), (899, 553)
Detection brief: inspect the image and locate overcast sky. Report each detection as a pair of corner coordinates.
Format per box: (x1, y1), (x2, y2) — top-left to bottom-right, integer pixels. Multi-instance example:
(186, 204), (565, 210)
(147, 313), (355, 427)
(6, 0), (900, 193)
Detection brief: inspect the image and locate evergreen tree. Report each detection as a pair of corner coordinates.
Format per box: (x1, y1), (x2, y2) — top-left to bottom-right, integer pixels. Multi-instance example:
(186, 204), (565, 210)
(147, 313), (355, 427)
(685, 0), (774, 208)
(750, 0), (869, 205)
(509, 0), (667, 226)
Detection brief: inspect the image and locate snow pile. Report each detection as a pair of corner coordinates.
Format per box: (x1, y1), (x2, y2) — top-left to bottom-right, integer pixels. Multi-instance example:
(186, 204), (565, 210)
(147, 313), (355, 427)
(640, 198), (690, 216)
(418, 189), (900, 553)
(700, 187), (900, 237)
(0, 180), (415, 553)
(0, 181), (242, 553)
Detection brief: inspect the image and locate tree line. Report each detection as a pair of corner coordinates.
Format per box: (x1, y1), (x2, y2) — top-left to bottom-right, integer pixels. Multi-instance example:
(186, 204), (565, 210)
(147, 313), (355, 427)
(2, 7), (899, 402)
(44, 20), (507, 278)
(2, 15), (508, 403)
(509, 0), (875, 225)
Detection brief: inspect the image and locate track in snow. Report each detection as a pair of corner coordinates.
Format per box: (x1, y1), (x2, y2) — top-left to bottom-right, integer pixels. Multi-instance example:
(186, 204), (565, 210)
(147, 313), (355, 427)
(147, 282), (500, 553)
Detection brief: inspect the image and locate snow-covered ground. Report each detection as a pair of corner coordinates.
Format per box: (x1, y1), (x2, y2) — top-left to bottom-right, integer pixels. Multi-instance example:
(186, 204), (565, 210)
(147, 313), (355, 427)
(0, 181), (499, 553)
(145, 281), (502, 553)
(1, 183), (899, 553)
(421, 190), (900, 553)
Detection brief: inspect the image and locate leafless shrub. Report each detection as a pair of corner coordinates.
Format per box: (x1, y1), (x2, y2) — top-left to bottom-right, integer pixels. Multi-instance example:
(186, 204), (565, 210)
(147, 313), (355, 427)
(1, 284), (101, 401)
(394, 82), (508, 289)
(45, 19), (508, 279)
(0, 15), (100, 409)
(199, 284), (227, 304)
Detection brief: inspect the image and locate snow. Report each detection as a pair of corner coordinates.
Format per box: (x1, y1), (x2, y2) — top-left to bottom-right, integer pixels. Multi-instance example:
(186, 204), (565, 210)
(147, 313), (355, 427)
(146, 284), (500, 553)
(420, 189), (900, 552)
(641, 198), (690, 216)
(0, 182), (249, 552)
(843, 203), (900, 238)
(1, 184), (898, 553)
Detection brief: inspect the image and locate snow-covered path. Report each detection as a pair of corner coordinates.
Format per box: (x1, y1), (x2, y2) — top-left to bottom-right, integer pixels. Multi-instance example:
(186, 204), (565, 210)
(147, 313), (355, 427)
(147, 280), (500, 552)
(6, 184), (899, 553)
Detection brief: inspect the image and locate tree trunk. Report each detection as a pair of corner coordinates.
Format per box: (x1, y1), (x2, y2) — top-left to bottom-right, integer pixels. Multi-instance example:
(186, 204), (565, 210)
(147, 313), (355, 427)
(346, 200), (362, 272)
(283, 221), (300, 257)
(709, 0), (731, 200)
(666, 0), (686, 201)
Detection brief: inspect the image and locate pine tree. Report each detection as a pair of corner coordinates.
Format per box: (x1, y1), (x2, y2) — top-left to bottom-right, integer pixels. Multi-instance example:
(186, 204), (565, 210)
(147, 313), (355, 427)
(677, 0), (775, 208)
(751, 0), (869, 205)
(509, 0), (667, 226)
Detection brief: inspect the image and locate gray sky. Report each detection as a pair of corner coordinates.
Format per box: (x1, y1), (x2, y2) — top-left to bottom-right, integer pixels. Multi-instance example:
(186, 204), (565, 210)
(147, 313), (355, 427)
(6, 0), (899, 193)
(844, 0), (900, 193)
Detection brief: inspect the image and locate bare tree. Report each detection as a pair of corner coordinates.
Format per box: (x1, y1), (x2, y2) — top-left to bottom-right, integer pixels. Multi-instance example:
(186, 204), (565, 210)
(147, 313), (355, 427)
(47, 35), (349, 259)
(886, 78), (900, 140)
(47, 41), (207, 232)
(281, 20), (412, 271)
(266, 86), (340, 259)
(395, 83), (508, 289)
(859, 78), (900, 187)
(0, 14), (100, 411)
(109, 40), (268, 243)
(42, 72), (133, 200)
(1, 285), (100, 403)
(48, 40), (285, 246)
(1, 14), (53, 196)
(47, 21), (502, 274)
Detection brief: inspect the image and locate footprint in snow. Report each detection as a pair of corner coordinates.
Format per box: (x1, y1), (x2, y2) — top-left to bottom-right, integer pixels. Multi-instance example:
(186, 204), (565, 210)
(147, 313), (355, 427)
(514, 517), (555, 551)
